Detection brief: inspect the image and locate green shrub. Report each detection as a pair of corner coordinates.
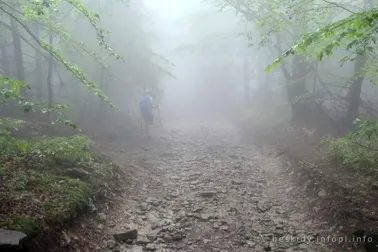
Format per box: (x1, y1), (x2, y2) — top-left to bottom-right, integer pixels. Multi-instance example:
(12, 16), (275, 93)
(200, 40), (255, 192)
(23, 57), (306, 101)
(325, 119), (378, 173)
(0, 131), (93, 167)
(26, 135), (94, 165)
(0, 117), (116, 239)
(327, 137), (378, 170)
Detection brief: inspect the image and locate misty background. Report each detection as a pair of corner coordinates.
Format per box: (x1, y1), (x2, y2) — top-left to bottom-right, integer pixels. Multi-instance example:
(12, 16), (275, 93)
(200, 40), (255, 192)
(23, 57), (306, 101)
(1, 1), (378, 251)
(0, 0), (377, 138)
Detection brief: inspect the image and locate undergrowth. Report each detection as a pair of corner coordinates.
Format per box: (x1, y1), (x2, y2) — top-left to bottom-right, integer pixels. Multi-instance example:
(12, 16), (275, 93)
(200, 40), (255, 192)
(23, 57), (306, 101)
(325, 119), (378, 174)
(0, 117), (119, 239)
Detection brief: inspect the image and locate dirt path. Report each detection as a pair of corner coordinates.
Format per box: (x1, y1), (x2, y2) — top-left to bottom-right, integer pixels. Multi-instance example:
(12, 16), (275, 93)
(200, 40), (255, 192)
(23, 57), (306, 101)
(67, 122), (363, 252)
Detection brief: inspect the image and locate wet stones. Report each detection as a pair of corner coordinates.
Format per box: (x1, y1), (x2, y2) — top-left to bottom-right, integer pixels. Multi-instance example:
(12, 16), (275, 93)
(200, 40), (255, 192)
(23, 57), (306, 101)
(136, 235), (150, 245)
(231, 179), (243, 185)
(162, 233), (173, 242)
(145, 198), (162, 207)
(254, 244), (265, 251)
(91, 128), (339, 252)
(146, 230), (159, 241)
(172, 232), (185, 241)
(276, 209), (286, 215)
(113, 229), (138, 242)
(199, 214), (211, 221)
(199, 191), (216, 198)
(317, 190), (327, 197)
(130, 245), (144, 252)
(220, 225), (229, 231)
(60, 231), (71, 247)
(136, 202), (150, 215)
(106, 239), (117, 249)
(372, 182), (378, 190)
(257, 202), (272, 213)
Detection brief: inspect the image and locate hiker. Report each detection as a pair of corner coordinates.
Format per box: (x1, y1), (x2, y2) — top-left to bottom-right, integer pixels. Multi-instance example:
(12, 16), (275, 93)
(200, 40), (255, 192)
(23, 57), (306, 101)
(139, 89), (154, 135)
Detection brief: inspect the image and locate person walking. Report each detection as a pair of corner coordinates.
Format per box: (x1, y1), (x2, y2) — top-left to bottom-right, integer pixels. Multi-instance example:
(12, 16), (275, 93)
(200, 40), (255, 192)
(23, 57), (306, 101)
(139, 89), (154, 135)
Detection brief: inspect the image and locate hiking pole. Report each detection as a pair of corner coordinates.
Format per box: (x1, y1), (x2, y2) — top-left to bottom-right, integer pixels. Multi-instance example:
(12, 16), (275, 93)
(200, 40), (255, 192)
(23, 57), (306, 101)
(156, 105), (162, 127)
(140, 108), (144, 136)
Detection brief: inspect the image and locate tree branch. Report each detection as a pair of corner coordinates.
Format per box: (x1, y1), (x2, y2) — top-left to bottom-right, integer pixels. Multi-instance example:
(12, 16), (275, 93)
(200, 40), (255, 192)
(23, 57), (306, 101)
(0, 20), (49, 61)
(321, 0), (356, 14)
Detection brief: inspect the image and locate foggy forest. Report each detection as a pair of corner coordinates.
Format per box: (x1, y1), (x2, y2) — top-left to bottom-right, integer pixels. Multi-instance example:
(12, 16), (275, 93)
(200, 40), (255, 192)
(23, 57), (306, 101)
(1, 0), (378, 251)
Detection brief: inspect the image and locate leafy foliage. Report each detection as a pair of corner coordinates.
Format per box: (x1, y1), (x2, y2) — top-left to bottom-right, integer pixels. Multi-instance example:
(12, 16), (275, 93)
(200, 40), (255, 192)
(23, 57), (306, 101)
(0, 126), (93, 166)
(0, 0), (154, 242)
(0, 0), (123, 123)
(326, 118), (378, 172)
(266, 6), (378, 72)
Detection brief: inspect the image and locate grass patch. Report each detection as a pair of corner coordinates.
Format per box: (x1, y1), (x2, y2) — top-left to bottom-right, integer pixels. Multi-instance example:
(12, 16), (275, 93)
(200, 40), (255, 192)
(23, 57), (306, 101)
(3, 216), (42, 238)
(0, 118), (119, 239)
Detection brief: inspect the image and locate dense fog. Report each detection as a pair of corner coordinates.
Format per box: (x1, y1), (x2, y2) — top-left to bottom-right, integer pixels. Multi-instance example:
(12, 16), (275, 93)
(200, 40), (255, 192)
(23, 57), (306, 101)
(2, 1), (378, 252)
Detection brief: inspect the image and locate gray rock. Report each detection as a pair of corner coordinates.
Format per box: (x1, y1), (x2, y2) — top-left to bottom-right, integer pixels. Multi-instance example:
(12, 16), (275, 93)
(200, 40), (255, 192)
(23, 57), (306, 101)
(146, 243), (157, 251)
(318, 190), (327, 197)
(203, 239), (211, 244)
(254, 244), (265, 251)
(199, 191), (216, 198)
(88, 198), (97, 213)
(113, 229), (138, 242)
(98, 213), (107, 221)
(147, 230), (159, 241)
(130, 245), (144, 252)
(163, 234), (173, 241)
(60, 231), (71, 247)
(200, 214), (211, 221)
(106, 239), (117, 249)
(0, 229), (27, 248)
(372, 183), (378, 190)
(136, 235), (150, 245)
(172, 233), (184, 241)
(231, 180), (243, 185)
(220, 225), (229, 231)
(257, 202), (271, 213)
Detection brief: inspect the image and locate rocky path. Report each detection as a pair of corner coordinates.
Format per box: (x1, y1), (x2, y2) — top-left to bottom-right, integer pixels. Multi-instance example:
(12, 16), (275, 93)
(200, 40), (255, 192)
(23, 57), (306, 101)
(78, 123), (350, 252)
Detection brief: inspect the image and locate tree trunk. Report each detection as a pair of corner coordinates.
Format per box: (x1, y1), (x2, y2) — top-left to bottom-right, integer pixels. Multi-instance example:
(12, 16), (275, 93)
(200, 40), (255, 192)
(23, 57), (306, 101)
(0, 42), (10, 76)
(10, 17), (26, 97)
(345, 55), (366, 124)
(288, 55), (309, 121)
(46, 34), (54, 120)
(0, 41), (10, 116)
(242, 53), (250, 107)
(344, 0), (370, 124)
(34, 25), (43, 100)
(274, 36), (310, 121)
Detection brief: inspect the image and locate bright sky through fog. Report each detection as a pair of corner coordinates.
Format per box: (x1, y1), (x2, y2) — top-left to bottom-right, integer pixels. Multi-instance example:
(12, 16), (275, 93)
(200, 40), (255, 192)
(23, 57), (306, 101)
(145, 0), (204, 20)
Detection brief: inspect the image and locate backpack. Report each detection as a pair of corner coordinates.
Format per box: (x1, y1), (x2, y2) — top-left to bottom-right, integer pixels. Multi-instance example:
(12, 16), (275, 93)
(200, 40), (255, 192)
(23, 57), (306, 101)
(139, 95), (152, 113)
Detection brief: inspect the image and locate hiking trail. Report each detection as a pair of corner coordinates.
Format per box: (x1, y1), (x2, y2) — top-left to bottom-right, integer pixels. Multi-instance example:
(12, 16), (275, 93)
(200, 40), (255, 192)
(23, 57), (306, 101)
(66, 121), (353, 252)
